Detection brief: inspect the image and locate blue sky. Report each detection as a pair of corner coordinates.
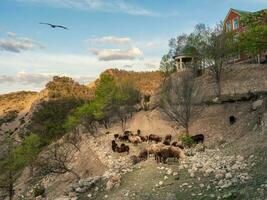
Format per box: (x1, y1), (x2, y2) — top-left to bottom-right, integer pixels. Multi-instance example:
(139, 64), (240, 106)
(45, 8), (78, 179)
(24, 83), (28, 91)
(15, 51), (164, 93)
(0, 0), (266, 94)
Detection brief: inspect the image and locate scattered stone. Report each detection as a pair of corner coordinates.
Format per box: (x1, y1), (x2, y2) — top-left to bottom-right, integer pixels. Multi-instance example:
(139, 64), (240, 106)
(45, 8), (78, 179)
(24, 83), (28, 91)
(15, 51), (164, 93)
(159, 181), (164, 186)
(199, 183), (205, 188)
(164, 176), (168, 180)
(225, 173), (232, 179)
(106, 174), (121, 190)
(190, 172), (195, 178)
(87, 193), (92, 198)
(252, 99), (263, 110)
(173, 172), (178, 176)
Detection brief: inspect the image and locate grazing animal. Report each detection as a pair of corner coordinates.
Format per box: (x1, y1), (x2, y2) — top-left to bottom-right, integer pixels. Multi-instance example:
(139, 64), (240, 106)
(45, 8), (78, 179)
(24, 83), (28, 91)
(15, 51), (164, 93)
(137, 129), (141, 135)
(155, 146), (186, 164)
(130, 155), (140, 165)
(118, 134), (129, 141)
(165, 134), (172, 141)
(124, 130), (132, 136)
(163, 139), (171, 146)
(140, 135), (148, 142)
(148, 134), (162, 143)
(171, 141), (184, 149)
(147, 143), (165, 156)
(229, 116), (236, 125)
(116, 143), (130, 154)
(111, 140), (118, 152)
(129, 135), (142, 145)
(138, 149), (149, 161)
(114, 134), (119, 139)
(191, 134), (204, 144)
(39, 22), (68, 29)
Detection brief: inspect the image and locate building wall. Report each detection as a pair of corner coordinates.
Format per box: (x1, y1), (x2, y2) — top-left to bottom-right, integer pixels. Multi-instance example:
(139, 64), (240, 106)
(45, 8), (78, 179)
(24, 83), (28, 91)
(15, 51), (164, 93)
(224, 10), (243, 33)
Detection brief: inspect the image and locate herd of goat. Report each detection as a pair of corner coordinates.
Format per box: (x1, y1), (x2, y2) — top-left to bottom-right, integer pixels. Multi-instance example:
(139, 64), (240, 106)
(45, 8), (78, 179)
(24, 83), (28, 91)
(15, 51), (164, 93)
(111, 130), (204, 164)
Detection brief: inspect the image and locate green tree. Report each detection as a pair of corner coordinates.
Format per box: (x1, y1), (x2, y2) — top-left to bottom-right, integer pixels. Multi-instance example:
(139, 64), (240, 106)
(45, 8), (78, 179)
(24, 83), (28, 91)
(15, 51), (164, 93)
(13, 133), (42, 176)
(159, 55), (176, 80)
(238, 25), (267, 63)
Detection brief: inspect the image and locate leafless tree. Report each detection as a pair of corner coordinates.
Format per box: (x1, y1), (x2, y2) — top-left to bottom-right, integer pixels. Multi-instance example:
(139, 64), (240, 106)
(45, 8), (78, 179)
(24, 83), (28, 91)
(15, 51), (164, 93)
(64, 132), (81, 151)
(160, 71), (199, 136)
(38, 143), (80, 180)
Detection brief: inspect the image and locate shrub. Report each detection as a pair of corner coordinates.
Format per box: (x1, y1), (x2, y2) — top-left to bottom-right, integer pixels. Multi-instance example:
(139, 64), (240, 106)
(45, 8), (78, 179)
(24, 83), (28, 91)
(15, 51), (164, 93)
(33, 184), (45, 197)
(180, 135), (194, 148)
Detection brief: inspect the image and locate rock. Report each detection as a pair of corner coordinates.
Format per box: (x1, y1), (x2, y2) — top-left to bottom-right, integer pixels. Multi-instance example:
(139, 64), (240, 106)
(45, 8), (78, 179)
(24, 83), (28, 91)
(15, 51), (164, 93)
(166, 169), (172, 175)
(190, 173), (195, 178)
(252, 100), (263, 110)
(75, 187), (86, 193)
(68, 192), (77, 198)
(165, 193), (176, 200)
(171, 172), (178, 176)
(199, 183), (205, 188)
(236, 155), (244, 162)
(164, 176), (168, 180)
(35, 196), (43, 200)
(106, 174), (121, 190)
(87, 193), (92, 198)
(225, 173), (232, 179)
(104, 195), (108, 198)
(159, 181), (163, 186)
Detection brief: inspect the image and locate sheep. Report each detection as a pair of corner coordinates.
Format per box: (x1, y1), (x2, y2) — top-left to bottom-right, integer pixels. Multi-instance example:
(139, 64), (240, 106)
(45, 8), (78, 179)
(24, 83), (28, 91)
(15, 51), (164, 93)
(138, 149), (149, 161)
(163, 139), (171, 146)
(114, 134), (119, 140)
(165, 134), (172, 141)
(148, 134), (162, 143)
(124, 130), (132, 136)
(116, 143), (130, 154)
(111, 140), (118, 152)
(171, 141), (184, 149)
(130, 155), (140, 165)
(118, 134), (129, 141)
(147, 143), (165, 156)
(140, 135), (148, 142)
(191, 134), (204, 144)
(155, 146), (186, 164)
(128, 135), (142, 145)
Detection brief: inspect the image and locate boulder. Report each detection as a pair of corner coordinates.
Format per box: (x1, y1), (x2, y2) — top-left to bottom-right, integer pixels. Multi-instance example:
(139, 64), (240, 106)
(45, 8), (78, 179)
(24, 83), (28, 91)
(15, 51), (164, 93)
(106, 174), (121, 190)
(252, 100), (263, 110)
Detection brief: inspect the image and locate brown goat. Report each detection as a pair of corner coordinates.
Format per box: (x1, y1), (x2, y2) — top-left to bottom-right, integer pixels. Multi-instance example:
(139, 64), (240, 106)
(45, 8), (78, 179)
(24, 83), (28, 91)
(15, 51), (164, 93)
(163, 139), (171, 146)
(171, 141), (184, 149)
(116, 143), (130, 154)
(165, 134), (172, 141)
(155, 146), (186, 164)
(129, 135), (142, 145)
(138, 149), (149, 161)
(148, 134), (162, 143)
(140, 135), (148, 142)
(111, 140), (118, 152)
(114, 134), (119, 140)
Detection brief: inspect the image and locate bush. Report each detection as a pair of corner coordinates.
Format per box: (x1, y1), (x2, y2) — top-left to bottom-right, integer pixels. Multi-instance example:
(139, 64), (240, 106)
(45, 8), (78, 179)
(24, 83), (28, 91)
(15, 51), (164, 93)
(180, 135), (194, 148)
(33, 184), (45, 197)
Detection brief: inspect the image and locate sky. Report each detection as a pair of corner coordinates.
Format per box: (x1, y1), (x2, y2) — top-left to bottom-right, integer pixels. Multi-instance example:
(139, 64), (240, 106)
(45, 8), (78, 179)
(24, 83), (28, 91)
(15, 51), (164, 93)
(0, 0), (266, 94)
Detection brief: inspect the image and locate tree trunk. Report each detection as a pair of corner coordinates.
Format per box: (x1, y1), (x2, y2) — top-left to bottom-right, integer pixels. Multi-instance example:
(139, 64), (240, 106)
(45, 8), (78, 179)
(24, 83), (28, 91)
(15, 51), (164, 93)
(185, 123), (189, 136)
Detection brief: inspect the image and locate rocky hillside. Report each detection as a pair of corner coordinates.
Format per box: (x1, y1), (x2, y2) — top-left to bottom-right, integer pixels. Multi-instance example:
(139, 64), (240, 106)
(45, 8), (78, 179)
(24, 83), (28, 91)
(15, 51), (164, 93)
(0, 64), (267, 200)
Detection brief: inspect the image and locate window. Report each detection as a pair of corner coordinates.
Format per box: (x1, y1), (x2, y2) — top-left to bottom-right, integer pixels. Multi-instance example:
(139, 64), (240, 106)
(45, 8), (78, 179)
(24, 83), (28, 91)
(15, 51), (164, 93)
(233, 17), (239, 30)
(226, 21), (231, 31)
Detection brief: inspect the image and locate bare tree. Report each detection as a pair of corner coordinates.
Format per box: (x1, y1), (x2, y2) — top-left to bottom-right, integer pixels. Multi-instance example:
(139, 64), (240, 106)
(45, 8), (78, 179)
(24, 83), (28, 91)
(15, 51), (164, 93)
(38, 143), (80, 180)
(160, 71), (198, 136)
(205, 24), (234, 97)
(64, 132), (81, 151)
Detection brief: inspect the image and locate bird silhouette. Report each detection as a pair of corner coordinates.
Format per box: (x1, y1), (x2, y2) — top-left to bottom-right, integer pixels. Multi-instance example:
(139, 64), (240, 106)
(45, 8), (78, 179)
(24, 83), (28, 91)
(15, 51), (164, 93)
(39, 22), (68, 30)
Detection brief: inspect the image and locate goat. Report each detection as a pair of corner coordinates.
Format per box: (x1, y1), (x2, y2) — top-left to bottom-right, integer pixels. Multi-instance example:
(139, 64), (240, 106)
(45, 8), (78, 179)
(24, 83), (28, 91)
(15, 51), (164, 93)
(165, 134), (172, 141)
(148, 134), (162, 143)
(116, 143), (130, 154)
(111, 140), (118, 152)
(191, 134), (204, 144)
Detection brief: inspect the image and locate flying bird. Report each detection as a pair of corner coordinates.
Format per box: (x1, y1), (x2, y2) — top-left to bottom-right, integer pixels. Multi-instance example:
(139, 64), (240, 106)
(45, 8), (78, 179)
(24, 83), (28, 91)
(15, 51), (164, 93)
(39, 22), (68, 30)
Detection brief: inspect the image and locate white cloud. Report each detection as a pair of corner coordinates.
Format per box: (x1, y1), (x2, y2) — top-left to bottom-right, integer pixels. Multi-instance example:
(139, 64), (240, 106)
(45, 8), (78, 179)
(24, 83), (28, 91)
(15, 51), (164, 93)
(0, 33), (44, 53)
(91, 47), (143, 61)
(0, 72), (96, 86)
(16, 0), (156, 16)
(87, 36), (132, 45)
